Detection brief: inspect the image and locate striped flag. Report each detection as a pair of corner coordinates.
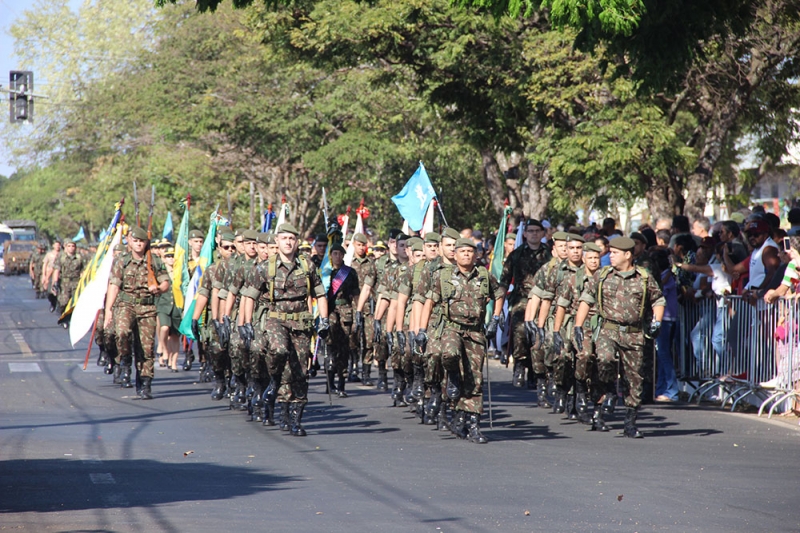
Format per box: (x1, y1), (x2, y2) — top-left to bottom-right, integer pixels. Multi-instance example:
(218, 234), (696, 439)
(343, 211), (363, 267)
(172, 202), (191, 309)
(179, 214), (219, 339)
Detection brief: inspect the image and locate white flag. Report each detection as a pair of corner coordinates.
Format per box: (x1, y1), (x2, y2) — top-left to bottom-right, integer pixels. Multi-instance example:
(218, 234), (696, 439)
(421, 200), (435, 237)
(344, 212), (364, 266)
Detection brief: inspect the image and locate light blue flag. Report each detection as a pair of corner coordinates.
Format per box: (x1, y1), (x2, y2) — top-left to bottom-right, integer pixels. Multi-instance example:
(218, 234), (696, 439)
(72, 226), (85, 242)
(162, 211), (174, 242)
(391, 161), (436, 232)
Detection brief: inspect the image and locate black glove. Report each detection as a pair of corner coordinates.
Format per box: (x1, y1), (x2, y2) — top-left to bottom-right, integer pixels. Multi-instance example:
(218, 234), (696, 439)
(486, 315), (501, 337)
(537, 327), (546, 348)
(552, 331), (564, 355)
(573, 326), (584, 348)
(407, 331), (415, 353)
(497, 313), (506, 332)
(647, 319), (662, 338)
(191, 319), (201, 341)
(51, 282), (60, 296)
(238, 323), (254, 350)
(415, 328), (428, 354)
(212, 319), (221, 339)
(220, 315), (231, 346)
(525, 320), (538, 346)
(385, 331), (394, 354)
(355, 311), (364, 332)
(397, 331), (406, 354)
(317, 317), (331, 339)
(373, 319), (383, 343)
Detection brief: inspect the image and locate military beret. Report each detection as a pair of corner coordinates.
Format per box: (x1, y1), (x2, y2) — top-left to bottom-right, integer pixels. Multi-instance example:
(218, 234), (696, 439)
(406, 237), (423, 252)
(583, 242), (602, 253)
(234, 228), (243, 237)
(163, 247), (175, 257)
(257, 232), (272, 244)
(189, 229), (204, 240)
(330, 244), (346, 254)
(277, 223), (300, 236)
(505, 232), (517, 242)
(629, 232), (647, 245)
(298, 241), (312, 250)
(396, 233), (410, 242)
(525, 219), (544, 230)
(388, 228), (404, 240)
(442, 227), (460, 241)
(241, 229), (259, 242)
(129, 226), (148, 241)
(373, 240), (387, 250)
(424, 232), (441, 243)
(455, 238), (476, 250)
(566, 233), (585, 243)
(552, 231), (569, 241)
(608, 236), (636, 251)
(218, 229), (235, 242)
(315, 233), (328, 243)
(352, 233), (368, 244)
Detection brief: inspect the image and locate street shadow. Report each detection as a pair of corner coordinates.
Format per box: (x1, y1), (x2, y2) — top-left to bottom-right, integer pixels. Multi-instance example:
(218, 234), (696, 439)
(0, 458), (300, 514)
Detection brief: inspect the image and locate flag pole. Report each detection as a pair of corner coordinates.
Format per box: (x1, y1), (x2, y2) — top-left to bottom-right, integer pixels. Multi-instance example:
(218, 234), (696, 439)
(82, 310), (102, 370)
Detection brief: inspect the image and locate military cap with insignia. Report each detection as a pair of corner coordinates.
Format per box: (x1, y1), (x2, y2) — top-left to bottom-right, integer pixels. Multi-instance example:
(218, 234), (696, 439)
(277, 223), (300, 236)
(608, 236), (636, 251)
(406, 237), (423, 252)
(583, 242), (602, 253)
(373, 240), (387, 250)
(241, 229), (259, 242)
(189, 229), (204, 240)
(424, 232), (441, 243)
(353, 233), (368, 244)
(566, 233), (585, 243)
(455, 238), (476, 249)
(505, 232), (517, 242)
(129, 226), (149, 241)
(442, 227), (460, 241)
(552, 231), (569, 241)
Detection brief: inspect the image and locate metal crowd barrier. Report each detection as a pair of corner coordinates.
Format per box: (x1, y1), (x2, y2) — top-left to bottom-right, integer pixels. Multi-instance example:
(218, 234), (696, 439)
(674, 295), (799, 417)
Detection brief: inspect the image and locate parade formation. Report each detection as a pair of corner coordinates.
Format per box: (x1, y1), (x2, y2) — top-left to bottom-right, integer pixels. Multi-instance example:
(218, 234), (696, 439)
(23, 166), (671, 445)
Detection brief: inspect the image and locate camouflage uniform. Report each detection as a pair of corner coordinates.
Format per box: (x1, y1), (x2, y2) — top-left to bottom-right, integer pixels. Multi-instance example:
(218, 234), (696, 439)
(109, 251), (169, 383)
(197, 260), (229, 393)
(499, 243), (551, 378)
(30, 248), (45, 297)
(372, 254), (397, 388)
(349, 253), (377, 381)
(381, 259), (409, 402)
(54, 251), (86, 314)
(225, 255), (257, 406)
(538, 260), (579, 391)
(326, 263), (360, 396)
(556, 265), (597, 388)
(529, 256), (561, 376)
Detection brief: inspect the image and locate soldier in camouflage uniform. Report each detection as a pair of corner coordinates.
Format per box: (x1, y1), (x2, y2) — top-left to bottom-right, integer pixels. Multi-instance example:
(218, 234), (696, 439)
(97, 243), (126, 373)
(310, 233), (328, 269)
(221, 229), (259, 411)
(351, 233), (378, 385)
(183, 229), (206, 371)
(240, 223), (329, 436)
(539, 234), (585, 416)
(371, 229), (401, 391)
(53, 241), (87, 329)
(324, 244), (360, 397)
(524, 231), (568, 407)
(190, 228), (236, 400)
(394, 236), (426, 406)
(42, 241), (62, 313)
(574, 237), (665, 438)
(104, 226), (170, 399)
(29, 242), (46, 298)
(500, 220), (551, 392)
(420, 238), (505, 443)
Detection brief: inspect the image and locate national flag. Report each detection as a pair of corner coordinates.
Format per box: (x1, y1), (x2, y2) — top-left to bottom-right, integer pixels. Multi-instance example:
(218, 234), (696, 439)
(172, 202), (191, 309)
(341, 212), (350, 242)
(69, 226), (122, 347)
(343, 211), (363, 266)
(179, 214), (219, 339)
(320, 234), (333, 293)
(262, 206), (276, 232)
(72, 226), (85, 242)
(275, 202), (289, 229)
(162, 211), (174, 242)
(392, 161), (436, 232)
(487, 206), (513, 323)
(59, 202), (123, 324)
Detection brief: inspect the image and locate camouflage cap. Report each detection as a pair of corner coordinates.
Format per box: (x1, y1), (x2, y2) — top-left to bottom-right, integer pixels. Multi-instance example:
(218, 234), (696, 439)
(566, 233), (585, 243)
(505, 232), (517, 242)
(352, 233), (368, 244)
(608, 236), (636, 251)
(455, 238), (476, 250)
(583, 242), (602, 253)
(189, 229), (204, 240)
(241, 229), (259, 242)
(442, 227), (460, 241)
(218, 229), (235, 242)
(424, 232), (441, 243)
(407, 237), (424, 252)
(552, 231), (569, 241)
(277, 223), (300, 236)
(257, 232), (273, 244)
(129, 226), (148, 241)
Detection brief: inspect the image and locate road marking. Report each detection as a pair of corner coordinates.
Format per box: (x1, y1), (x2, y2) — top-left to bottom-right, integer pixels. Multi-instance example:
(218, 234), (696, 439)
(103, 493), (129, 506)
(89, 473), (116, 484)
(1, 313), (34, 357)
(9, 362), (41, 372)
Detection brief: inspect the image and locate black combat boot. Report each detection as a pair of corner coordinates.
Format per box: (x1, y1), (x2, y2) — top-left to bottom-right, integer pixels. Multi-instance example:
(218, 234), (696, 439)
(438, 401), (450, 431)
(588, 404), (609, 432)
(182, 350), (195, 371)
(97, 349), (107, 367)
(337, 374), (348, 398)
(566, 393), (577, 420)
(446, 369), (461, 401)
(410, 364), (424, 401)
(348, 356), (360, 383)
(326, 370), (338, 395)
(210, 372), (227, 401)
(536, 376), (552, 408)
(467, 413), (488, 444)
(249, 380), (264, 422)
(362, 363), (374, 386)
(376, 361), (388, 391)
(425, 385), (442, 425)
(512, 360), (525, 388)
(108, 361), (118, 378)
(391, 369), (407, 407)
(120, 365), (133, 388)
(279, 402), (291, 431)
(575, 381), (589, 415)
(452, 410), (468, 439)
(231, 375), (247, 410)
(140, 377), (153, 400)
(290, 403), (307, 436)
(263, 374), (279, 426)
(602, 383), (617, 416)
(553, 387), (567, 414)
(624, 407), (644, 438)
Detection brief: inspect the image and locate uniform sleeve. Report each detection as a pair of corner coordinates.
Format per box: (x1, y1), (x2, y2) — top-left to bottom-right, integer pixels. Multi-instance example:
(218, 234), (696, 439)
(240, 264), (265, 300)
(309, 265), (326, 298)
(362, 261), (376, 288)
(197, 264), (215, 298)
(109, 256), (123, 288)
(397, 267), (413, 297)
(425, 270), (442, 303)
(53, 255), (62, 272)
(579, 272), (598, 306)
(537, 266), (559, 301)
(413, 267), (432, 304)
(556, 277), (572, 309)
(529, 266), (548, 298)
(499, 250), (514, 290)
(490, 273), (505, 300)
(376, 264), (392, 301)
(212, 261), (227, 290)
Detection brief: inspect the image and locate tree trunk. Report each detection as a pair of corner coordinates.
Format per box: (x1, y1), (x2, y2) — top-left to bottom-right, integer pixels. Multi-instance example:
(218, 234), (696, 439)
(523, 162), (550, 220)
(644, 172), (683, 221)
(481, 148), (506, 215)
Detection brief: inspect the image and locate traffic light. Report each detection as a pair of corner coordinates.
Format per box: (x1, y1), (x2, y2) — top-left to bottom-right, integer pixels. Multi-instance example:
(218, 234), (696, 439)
(9, 71), (34, 123)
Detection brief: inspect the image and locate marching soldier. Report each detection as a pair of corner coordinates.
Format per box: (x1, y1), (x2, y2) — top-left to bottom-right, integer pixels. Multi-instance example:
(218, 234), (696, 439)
(419, 238), (505, 443)
(97, 243), (126, 373)
(325, 244), (360, 397)
(52, 241), (87, 328)
(29, 242), (46, 298)
(351, 233), (378, 385)
(104, 226), (170, 399)
(371, 230), (401, 390)
(42, 241), (62, 313)
(574, 237), (665, 438)
(239, 223), (329, 437)
(499, 220), (551, 391)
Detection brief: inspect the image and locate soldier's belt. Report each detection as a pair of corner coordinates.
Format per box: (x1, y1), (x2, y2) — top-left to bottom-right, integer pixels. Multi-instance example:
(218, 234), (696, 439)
(443, 320), (483, 333)
(268, 311), (312, 321)
(602, 321), (641, 334)
(117, 293), (154, 305)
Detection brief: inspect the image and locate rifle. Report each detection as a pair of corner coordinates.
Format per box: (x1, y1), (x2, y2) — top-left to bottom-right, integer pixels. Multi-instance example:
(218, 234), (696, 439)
(146, 185), (157, 288)
(133, 181), (140, 227)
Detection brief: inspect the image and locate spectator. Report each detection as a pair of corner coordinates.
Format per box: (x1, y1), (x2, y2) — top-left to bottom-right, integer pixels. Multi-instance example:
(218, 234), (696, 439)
(787, 207), (800, 236)
(655, 218), (671, 232)
(671, 233), (698, 299)
(503, 232), (517, 257)
(594, 235), (611, 266)
(669, 215), (696, 247)
(742, 219), (780, 301)
(718, 220), (748, 264)
(656, 229), (671, 247)
(601, 217), (616, 238)
(692, 217), (711, 239)
(640, 227), (657, 248)
(650, 248), (680, 402)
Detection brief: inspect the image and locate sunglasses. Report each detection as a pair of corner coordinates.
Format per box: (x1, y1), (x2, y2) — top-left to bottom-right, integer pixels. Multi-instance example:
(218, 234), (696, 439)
(221, 245), (235, 250)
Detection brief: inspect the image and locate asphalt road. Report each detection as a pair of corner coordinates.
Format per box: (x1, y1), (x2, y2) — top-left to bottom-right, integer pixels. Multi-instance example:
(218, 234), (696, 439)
(1, 274), (799, 533)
